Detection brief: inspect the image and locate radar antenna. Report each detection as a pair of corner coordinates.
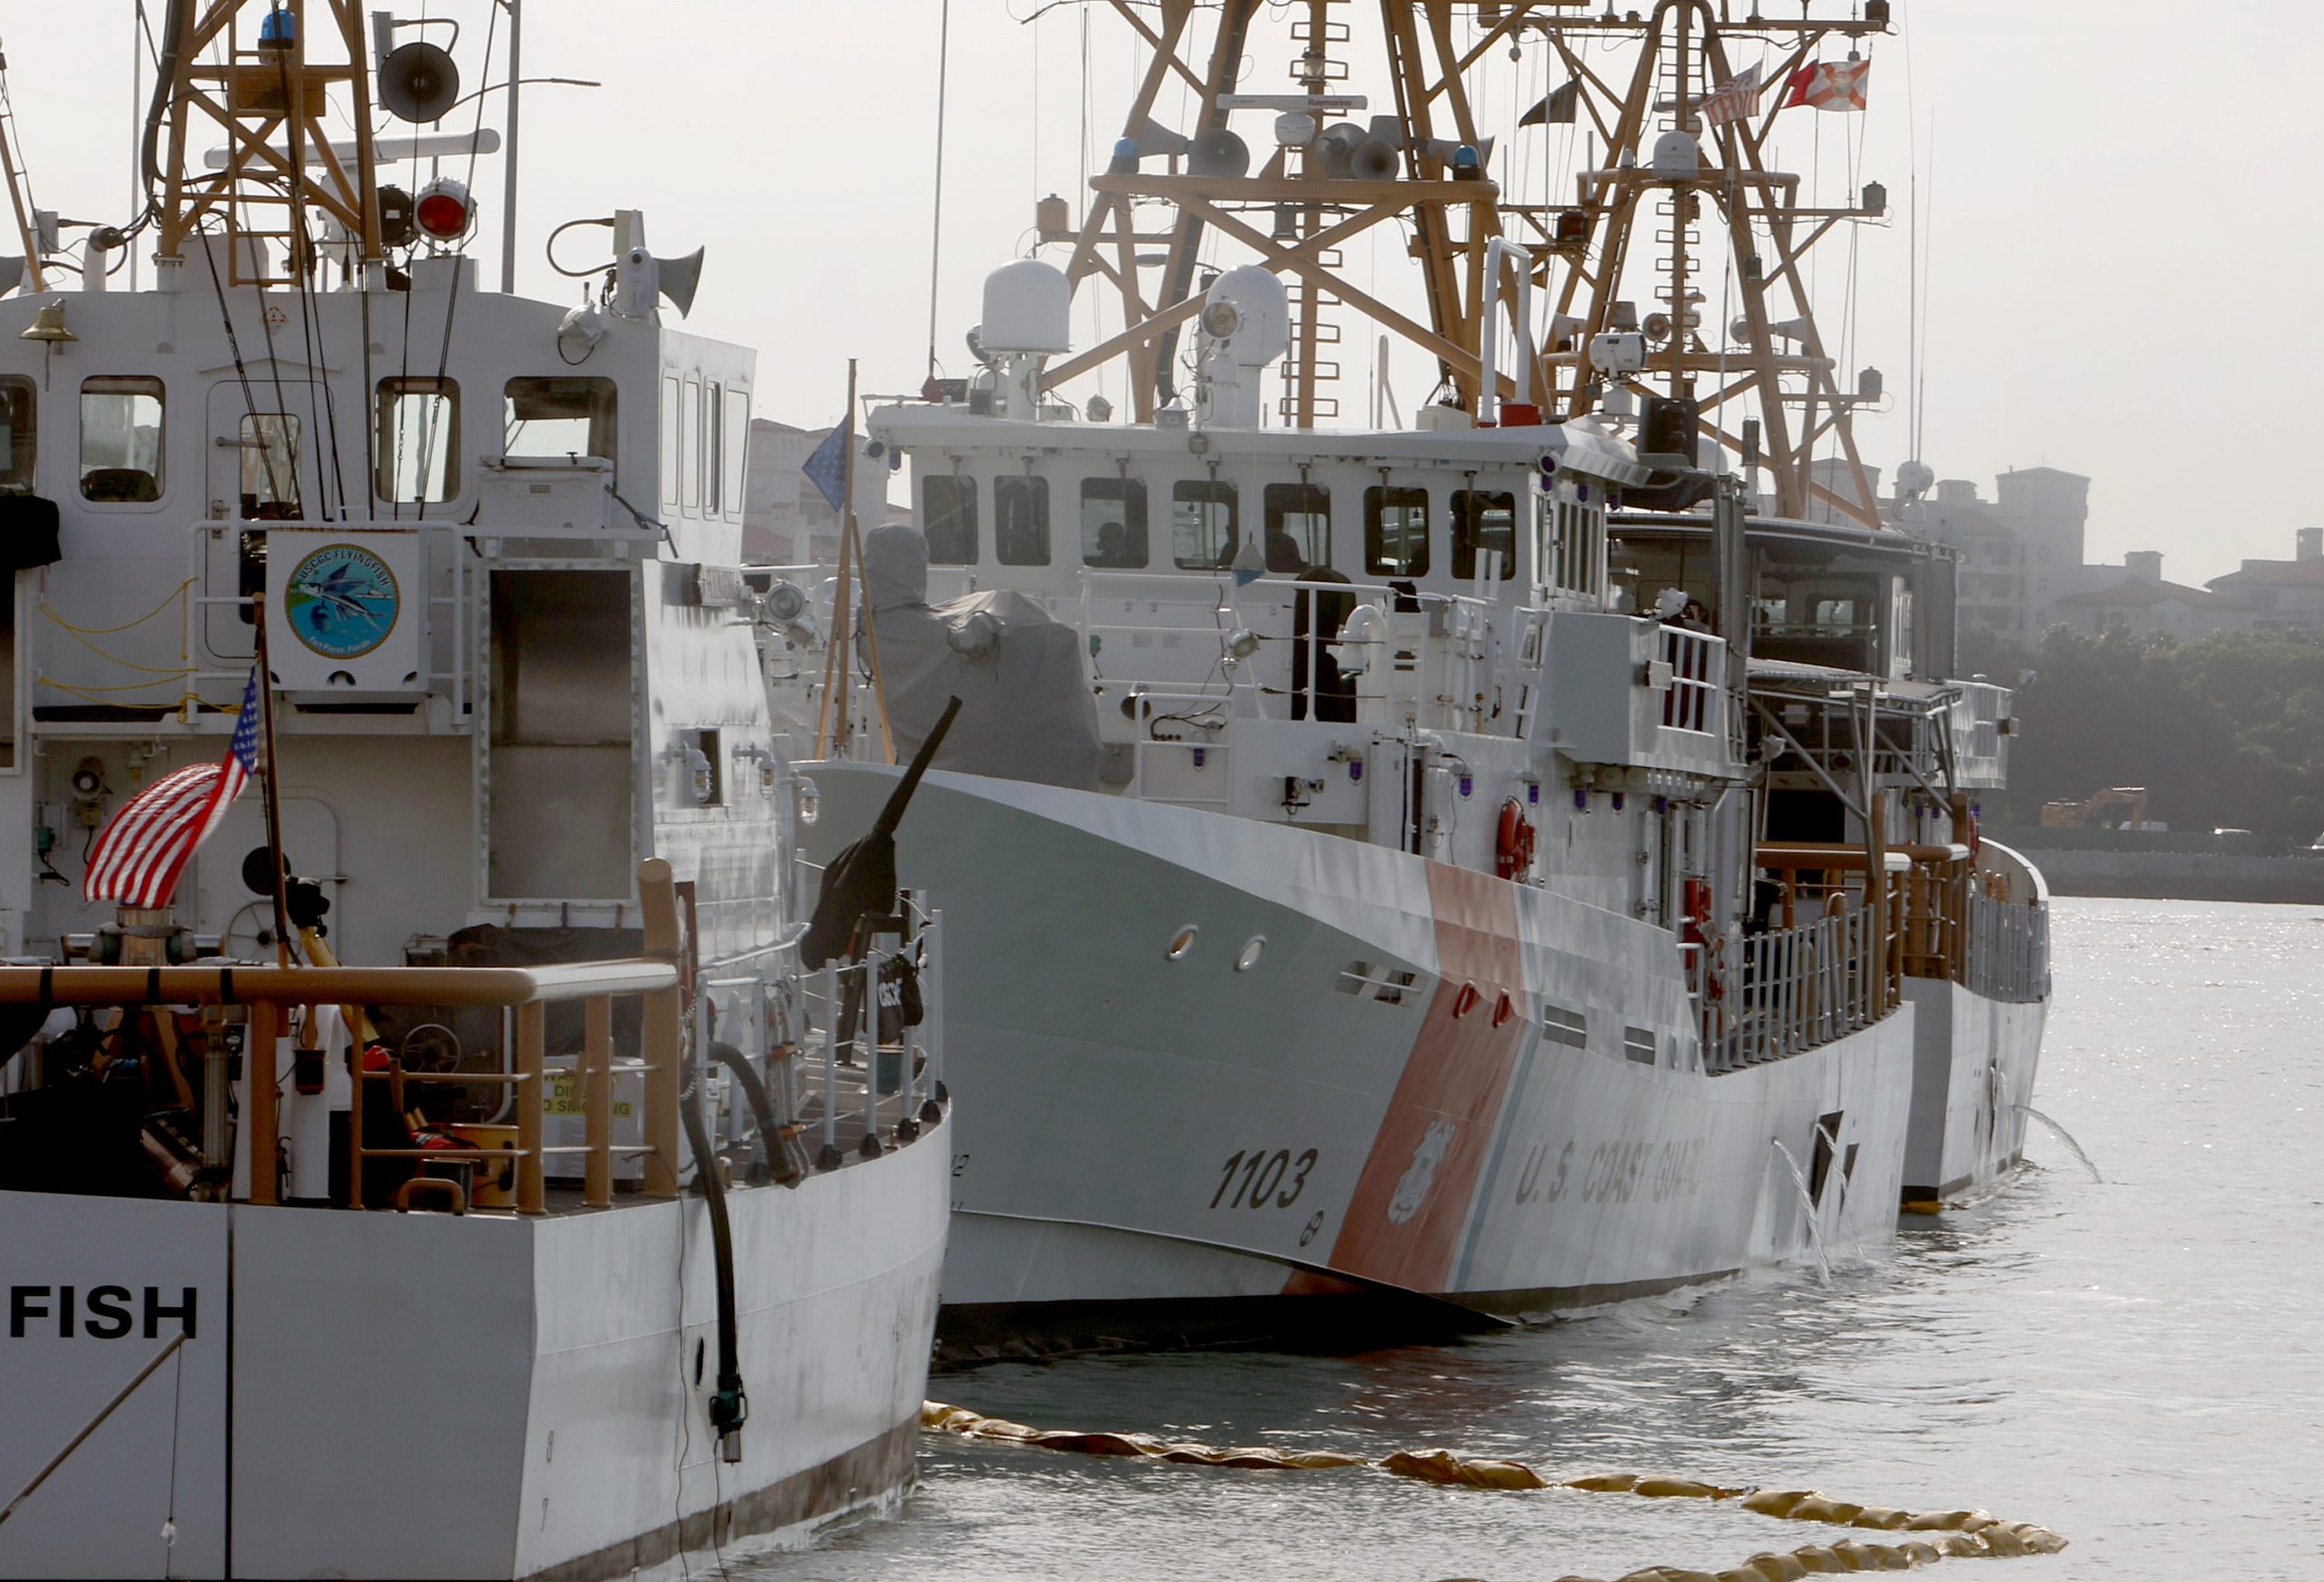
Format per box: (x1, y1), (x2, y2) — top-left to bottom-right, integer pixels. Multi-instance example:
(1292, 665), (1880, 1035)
(1040, 1), (1888, 527)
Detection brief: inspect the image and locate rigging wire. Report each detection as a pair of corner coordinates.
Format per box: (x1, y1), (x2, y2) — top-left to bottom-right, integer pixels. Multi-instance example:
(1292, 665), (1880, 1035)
(272, 46), (350, 521)
(926, 0), (954, 380)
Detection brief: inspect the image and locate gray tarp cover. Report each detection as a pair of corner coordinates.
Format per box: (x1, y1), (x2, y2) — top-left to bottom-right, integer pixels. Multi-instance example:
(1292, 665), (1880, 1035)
(862, 525), (1102, 789)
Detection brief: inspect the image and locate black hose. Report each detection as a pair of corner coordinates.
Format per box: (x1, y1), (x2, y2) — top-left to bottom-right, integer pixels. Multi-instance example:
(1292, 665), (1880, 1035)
(132, 0), (195, 236)
(709, 1040), (795, 1185)
(678, 1057), (747, 1450)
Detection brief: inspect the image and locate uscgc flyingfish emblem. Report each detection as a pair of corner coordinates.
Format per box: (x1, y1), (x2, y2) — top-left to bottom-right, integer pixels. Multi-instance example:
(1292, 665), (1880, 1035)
(1387, 1119), (1458, 1223)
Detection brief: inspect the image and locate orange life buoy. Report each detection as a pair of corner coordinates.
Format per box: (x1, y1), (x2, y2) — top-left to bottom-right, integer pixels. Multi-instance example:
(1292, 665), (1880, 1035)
(1495, 798), (1536, 880)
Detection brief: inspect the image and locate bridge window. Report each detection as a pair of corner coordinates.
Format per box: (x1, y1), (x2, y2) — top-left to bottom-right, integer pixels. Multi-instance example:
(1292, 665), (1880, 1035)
(658, 375), (680, 508)
(1080, 477), (1147, 568)
(236, 413), (302, 519)
(0, 377), (33, 489)
(722, 388), (749, 522)
(1364, 485), (1428, 576)
(1171, 479), (1238, 569)
(1263, 482), (1330, 571)
(680, 379), (701, 513)
(1451, 489), (1517, 580)
(80, 376), (165, 502)
(704, 384), (724, 514)
(995, 475), (1050, 565)
(923, 474), (978, 565)
(504, 376), (615, 461)
(375, 376), (458, 504)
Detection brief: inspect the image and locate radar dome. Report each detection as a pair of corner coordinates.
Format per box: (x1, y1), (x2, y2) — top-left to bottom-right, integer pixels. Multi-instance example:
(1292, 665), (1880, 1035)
(981, 260), (1071, 355)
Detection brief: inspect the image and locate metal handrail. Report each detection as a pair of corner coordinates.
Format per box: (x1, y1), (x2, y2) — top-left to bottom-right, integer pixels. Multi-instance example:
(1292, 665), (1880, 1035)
(0, 861), (690, 1215)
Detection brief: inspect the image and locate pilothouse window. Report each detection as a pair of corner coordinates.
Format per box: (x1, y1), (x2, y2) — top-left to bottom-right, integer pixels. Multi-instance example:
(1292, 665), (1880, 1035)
(375, 376), (458, 504)
(237, 413), (302, 518)
(1364, 486), (1428, 576)
(995, 475), (1050, 565)
(504, 376), (615, 461)
(1080, 477), (1147, 568)
(0, 376), (34, 490)
(1172, 480), (1238, 569)
(722, 390), (749, 522)
(1263, 482), (1330, 570)
(1452, 489), (1517, 580)
(80, 376), (164, 503)
(923, 474), (978, 565)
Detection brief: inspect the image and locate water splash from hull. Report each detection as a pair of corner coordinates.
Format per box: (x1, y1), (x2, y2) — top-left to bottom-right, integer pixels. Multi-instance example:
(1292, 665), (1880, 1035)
(2015, 1104), (2102, 1183)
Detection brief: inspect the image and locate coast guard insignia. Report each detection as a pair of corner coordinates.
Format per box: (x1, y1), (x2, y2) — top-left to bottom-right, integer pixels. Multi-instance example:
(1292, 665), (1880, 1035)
(1387, 1119), (1458, 1223)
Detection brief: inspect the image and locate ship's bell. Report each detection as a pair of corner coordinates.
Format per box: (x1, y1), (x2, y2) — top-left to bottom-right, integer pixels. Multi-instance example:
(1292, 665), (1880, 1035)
(18, 300), (75, 343)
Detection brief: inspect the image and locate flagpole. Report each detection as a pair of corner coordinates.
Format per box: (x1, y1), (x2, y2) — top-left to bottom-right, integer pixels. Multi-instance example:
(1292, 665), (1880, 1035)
(250, 595), (293, 968)
(841, 358), (896, 765)
(816, 455), (855, 760)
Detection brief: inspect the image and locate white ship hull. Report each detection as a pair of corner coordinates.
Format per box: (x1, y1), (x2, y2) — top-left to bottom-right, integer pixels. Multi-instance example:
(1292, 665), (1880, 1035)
(0, 1111), (949, 1582)
(1902, 978), (2047, 1199)
(807, 766), (1924, 1356)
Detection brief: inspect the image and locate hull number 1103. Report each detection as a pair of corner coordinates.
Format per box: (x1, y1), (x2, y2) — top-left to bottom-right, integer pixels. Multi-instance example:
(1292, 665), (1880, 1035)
(1211, 1148), (1318, 1210)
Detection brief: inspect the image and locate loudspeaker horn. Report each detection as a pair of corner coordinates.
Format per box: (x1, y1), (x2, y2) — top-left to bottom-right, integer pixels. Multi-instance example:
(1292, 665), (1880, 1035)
(1350, 138), (1400, 182)
(1641, 311), (1673, 346)
(655, 247), (706, 319)
(379, 41), (460, 124)
(1132, 116), (1190, 159)
(0, 256), (23, 298)
(1311, 123), (1364, 179)
(1419, 135), (1495, 169)
(1187, 128), (1251, 179)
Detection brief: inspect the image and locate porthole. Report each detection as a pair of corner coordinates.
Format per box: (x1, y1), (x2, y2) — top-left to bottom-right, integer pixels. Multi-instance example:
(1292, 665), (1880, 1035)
(1235, 936), (1265, 972)
(1167, 925), (1199, 961)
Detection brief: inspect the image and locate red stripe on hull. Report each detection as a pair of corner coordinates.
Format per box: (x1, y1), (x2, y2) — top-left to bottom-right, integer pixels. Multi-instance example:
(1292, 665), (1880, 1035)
(1321, 862), (1529, 1293)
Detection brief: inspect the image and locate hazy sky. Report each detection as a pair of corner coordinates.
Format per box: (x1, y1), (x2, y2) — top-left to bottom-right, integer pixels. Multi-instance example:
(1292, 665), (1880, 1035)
(5, 2), (2317, 583)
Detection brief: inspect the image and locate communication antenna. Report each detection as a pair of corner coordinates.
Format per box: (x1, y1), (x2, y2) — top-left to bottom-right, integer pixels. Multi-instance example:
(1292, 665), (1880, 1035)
(1038, 2), (1888, 526)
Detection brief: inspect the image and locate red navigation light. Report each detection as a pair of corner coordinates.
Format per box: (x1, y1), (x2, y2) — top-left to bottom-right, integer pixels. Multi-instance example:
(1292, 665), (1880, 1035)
(413, 177), (474, 242)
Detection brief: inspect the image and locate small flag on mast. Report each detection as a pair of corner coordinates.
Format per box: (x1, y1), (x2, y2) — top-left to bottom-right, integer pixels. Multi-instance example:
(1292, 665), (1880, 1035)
(803, 420), (852, 514)
(1700, 64), (1764, 129)
(1781, 58), (1869, 113)
(1519, 79), (1581, 127)
(84, 667), (263, 909)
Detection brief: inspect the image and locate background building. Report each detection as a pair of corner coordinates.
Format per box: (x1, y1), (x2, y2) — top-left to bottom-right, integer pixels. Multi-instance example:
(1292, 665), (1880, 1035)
(2204, 528), (2324, 631)
(741, 418), (899, 565)
(1899, 467), (2089, 647)
(2056, 552), (2241, 639)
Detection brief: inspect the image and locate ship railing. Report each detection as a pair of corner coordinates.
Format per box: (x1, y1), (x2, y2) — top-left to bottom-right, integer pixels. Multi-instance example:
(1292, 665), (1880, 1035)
(180, 519), (476, 722)
(789, 895), (943, 1167)
(1657, 624), (1723, 737)
(1963, 888), (2047, 1004)
(1698, 901), (1889, 1075)
(1075, 568), (1504, 739)
(0, 860), (694, 1215)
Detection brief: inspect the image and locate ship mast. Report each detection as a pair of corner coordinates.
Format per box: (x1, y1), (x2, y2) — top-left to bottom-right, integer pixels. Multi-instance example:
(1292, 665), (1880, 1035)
(1041, 1), (1887, 527)
(150, 0), (384, 278)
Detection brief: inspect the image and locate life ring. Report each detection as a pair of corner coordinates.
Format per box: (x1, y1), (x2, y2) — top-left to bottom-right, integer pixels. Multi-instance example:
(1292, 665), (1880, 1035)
(1495, 798), (1536, 880)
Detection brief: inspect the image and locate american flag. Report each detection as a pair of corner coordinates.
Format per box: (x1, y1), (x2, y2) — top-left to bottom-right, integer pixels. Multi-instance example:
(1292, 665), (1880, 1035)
(1701, 64), (1763, 130)
(84, 667), (263, 909)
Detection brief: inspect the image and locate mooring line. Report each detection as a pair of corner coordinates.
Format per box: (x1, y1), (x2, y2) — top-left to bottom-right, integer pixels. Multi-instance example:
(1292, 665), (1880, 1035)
(921, 1402), (2068, 1577)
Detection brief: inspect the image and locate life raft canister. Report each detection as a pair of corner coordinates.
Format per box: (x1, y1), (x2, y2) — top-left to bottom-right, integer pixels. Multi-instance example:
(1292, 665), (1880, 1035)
(1495, 798), (1536, 880)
